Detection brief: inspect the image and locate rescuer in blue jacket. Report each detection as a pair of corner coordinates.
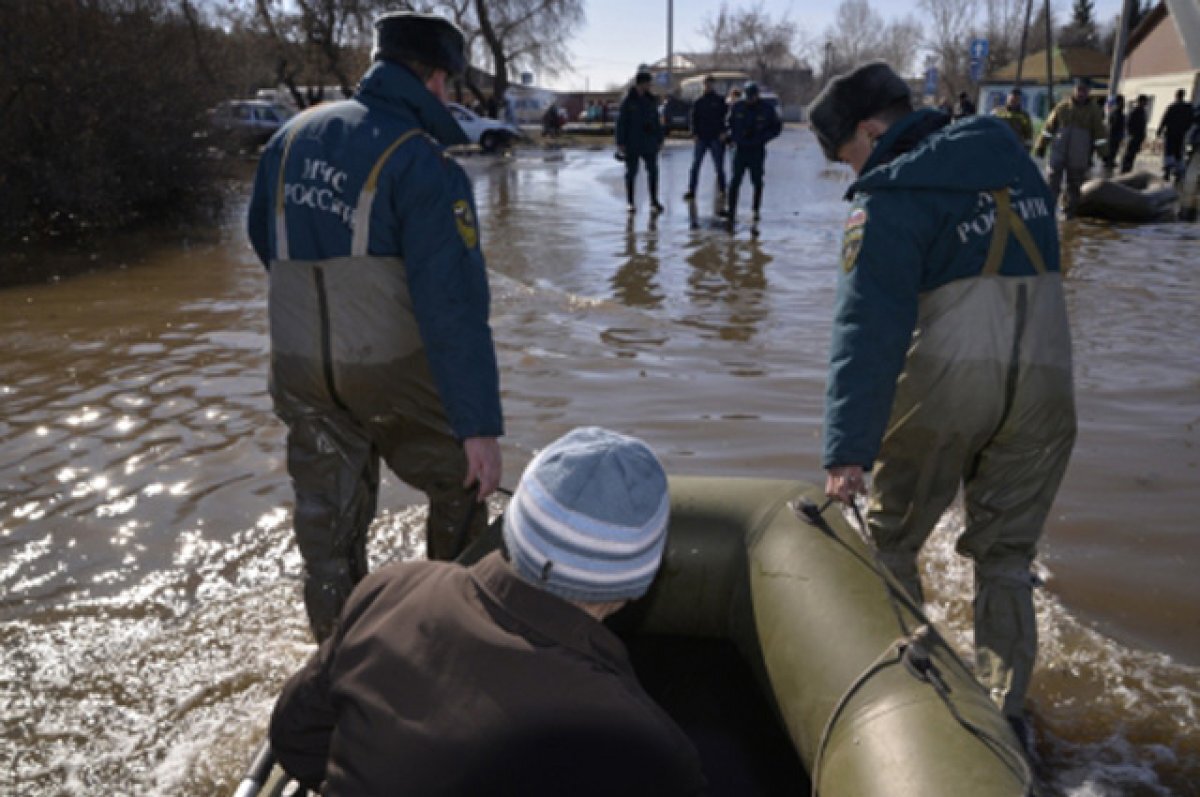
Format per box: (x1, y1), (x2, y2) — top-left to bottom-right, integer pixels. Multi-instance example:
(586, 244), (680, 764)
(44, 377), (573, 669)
(809, 61), (1076, 747)
(725, 82), (782, 224)
(684, 75), (728, 204)
(247, 12), (504, 641)
(616, 71), (666, 214)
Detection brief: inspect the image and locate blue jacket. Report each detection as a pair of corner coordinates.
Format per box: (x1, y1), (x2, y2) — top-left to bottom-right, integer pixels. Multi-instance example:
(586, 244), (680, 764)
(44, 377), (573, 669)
(247, 61), (503, 440)
(727, 100), (781, 149)
(823, 110), (1061, 468)
(615, 88), (664, 154)
(689, 91), (727, 141)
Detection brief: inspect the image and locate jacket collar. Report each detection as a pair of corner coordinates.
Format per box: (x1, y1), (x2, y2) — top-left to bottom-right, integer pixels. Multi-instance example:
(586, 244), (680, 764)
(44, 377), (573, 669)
(469, 551), (634, 675)
(355, 60), (468, 147)
(859, 109), (949, 175)
(847, 108), (952, 199)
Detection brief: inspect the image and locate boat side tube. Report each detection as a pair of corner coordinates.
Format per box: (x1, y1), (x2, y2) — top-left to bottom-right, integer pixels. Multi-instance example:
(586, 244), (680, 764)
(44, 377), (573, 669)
(632, 476), (1032, 797)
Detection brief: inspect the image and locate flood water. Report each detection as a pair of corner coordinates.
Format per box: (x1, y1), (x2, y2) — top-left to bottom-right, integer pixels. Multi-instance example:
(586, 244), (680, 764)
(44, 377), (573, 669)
(2, 130), (1198, 795)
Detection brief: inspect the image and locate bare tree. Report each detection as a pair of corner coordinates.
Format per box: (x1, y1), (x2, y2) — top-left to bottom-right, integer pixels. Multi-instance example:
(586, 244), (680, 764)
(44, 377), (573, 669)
(699, 2), (801, 85)
(919, 0), (979, 95)
(246, 0), (388, 106)
(877, 16), (924, 75)
(824, 0), (884, 72)
(1025, 2), (1059, 57)
(823, 1), (922, 75)
(980, 0), (1026, 71)
(442, 0), (584, 111)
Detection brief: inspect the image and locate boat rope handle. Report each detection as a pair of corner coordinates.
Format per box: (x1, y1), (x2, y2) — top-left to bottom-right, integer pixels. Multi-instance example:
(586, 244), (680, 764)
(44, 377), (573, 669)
(808, 631), (914, 797)
(795, 498), (1035, 796)
(795, 498), (918, 637)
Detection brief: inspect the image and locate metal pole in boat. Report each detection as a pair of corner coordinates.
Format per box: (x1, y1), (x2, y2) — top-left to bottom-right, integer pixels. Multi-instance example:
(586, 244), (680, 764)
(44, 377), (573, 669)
(231, 741), (275, 797)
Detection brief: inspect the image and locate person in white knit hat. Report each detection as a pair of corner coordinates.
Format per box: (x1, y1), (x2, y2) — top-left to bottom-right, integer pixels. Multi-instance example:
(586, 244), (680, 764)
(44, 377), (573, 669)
(269, 427), (707, 796)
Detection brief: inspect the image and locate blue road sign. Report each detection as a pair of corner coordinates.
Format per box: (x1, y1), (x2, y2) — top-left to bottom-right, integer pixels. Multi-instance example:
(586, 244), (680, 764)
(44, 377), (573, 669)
(924, 67), (938, 96)
(969, 38), (989, 82)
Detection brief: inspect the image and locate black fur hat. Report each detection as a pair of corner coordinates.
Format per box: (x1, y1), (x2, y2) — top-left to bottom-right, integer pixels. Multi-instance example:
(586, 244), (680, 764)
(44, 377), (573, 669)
(373, 12), (466, 77)
(807, 61), (911, 161)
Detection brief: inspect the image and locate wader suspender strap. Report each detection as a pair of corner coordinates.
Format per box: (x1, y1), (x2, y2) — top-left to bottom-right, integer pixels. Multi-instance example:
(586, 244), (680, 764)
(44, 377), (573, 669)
(274, 124), (304, 262)
(273, 125), (425, 261)
(982, 189), (1048, 276)
(350, 128), (425, 257)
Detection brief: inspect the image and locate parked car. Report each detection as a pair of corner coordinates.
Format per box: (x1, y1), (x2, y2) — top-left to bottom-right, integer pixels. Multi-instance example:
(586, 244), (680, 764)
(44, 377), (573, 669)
(660, 96), (691, 134)
(446, 102), (522, 152)
(207, 99), (292, 150)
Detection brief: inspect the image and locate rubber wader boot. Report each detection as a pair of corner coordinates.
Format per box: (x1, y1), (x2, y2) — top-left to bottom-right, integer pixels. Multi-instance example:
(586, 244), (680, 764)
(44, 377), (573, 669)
(304, 561), (356, 642)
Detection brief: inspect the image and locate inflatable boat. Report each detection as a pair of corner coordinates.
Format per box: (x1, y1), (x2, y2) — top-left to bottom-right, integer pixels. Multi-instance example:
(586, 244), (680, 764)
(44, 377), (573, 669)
(1077, 171), (1178, 222)
(237, 476), (1032, 796)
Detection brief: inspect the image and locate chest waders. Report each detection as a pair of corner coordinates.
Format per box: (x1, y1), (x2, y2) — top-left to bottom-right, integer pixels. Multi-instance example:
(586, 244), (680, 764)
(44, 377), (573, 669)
(269, 126), (484, 641)
(867, 187), (1075, 720)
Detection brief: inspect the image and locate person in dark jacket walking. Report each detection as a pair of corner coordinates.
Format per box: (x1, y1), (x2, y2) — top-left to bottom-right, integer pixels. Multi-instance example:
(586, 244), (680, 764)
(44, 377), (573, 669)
(684, 75), (727, 204)
(616, 71), (666, 214)
(269, 427), (708, 797)
(1178, 105), (1200, 221)
(1104, 94), (1125, 171)
(725, 82), (782, 224)
(1121, 94), (1149, 174)
(247, 12), (504, 641)
(953, 91), (976, 119)
(809, 61), (1074, 750)
(1157, 89), (1196, 182)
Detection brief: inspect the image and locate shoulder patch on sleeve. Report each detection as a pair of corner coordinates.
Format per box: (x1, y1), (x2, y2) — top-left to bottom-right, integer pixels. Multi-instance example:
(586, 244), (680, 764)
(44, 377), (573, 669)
(841, 203), (868, 273)
(453, 199), (478, 249)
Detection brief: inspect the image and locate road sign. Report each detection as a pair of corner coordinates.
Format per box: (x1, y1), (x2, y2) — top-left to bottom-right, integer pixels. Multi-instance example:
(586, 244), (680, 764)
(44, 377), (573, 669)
(969, 38), (989, 82)
(924, 66), (939, 96)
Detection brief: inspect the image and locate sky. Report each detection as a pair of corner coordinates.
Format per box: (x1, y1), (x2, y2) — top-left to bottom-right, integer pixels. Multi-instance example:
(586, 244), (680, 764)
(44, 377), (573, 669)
(543, 0), (1127, 91)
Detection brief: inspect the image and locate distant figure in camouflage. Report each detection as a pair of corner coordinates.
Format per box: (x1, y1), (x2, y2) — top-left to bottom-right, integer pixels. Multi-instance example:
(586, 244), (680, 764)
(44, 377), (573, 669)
(1035, 78), (1108, 218)
(992, 88), (1032, 148)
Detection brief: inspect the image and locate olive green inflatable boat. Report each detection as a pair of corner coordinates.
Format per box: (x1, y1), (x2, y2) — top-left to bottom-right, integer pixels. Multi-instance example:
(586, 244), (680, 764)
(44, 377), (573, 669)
(238, 476), (1032, 797)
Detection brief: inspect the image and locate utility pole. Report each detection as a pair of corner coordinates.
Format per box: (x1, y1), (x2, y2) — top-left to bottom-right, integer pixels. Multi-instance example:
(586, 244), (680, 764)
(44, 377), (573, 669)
(1108, 0), (1138, 100)
(1015, 0), (1034, 86)
(666, 0), (674, 93)
(1044, 0), (1055, 108)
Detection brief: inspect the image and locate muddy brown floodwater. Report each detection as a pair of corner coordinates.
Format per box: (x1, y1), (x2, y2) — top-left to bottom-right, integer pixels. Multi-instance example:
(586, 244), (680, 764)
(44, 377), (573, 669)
(1, 130), (1197, 795)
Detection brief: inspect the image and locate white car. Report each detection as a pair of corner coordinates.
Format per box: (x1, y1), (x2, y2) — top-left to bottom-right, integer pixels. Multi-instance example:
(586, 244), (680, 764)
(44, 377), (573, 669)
(447, 103), (521, 152)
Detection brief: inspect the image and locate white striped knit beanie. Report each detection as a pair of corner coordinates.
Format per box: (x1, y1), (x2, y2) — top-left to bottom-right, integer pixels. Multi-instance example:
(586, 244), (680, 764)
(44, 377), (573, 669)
(503, 427), (670, 603)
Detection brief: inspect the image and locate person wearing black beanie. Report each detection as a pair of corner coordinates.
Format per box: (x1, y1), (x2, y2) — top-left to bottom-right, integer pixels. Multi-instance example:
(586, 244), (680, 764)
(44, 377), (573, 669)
(247, 12), (504, 641)
(808, 61), (1076, 754)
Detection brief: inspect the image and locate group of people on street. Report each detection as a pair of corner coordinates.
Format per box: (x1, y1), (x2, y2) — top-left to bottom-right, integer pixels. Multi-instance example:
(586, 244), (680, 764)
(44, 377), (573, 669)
(617, 72), (781, 225)
(1023, 79), (1197, 218)
(246, 6), (1114, 787)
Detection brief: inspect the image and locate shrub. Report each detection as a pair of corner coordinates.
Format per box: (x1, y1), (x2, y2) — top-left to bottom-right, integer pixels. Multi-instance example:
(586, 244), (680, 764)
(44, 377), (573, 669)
(0, 0), (226, 241)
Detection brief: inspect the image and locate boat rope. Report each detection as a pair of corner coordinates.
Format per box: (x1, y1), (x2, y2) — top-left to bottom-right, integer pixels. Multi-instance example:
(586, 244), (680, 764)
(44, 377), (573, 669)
(795, 497), (1034, 796)
(808, 627), (925, 797)
(795, 497), (919, 638)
